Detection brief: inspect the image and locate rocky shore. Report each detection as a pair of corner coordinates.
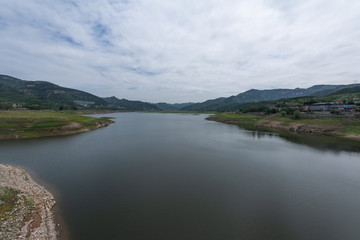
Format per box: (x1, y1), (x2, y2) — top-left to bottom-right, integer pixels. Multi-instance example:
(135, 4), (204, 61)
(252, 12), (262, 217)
(0, 164), (57, 240)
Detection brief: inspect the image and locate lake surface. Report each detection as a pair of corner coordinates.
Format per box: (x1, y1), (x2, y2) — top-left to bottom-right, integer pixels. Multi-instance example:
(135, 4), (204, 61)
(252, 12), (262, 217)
(1, 112), (360, 240)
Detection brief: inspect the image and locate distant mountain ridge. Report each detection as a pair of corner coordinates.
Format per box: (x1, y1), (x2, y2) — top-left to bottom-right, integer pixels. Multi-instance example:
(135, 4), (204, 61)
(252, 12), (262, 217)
(182, 84), (360, 111)
(330, 86), (360, 95)
(155, 102), (194, 111)
(2, 74), (359, 112)
(103, 96), (158, 110)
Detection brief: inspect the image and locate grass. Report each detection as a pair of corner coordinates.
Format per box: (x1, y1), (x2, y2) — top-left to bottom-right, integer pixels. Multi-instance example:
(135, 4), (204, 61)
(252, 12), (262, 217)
(0, 110), (114, 139)
(0, 187), (19, 219)
(21, 170), (29, 182)
(343, 126), (360, 134)
(23, 196), (35, 209)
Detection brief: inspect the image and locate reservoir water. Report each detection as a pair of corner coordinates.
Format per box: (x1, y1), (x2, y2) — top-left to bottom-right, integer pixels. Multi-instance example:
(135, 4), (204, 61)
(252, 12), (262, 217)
(1, 112), (360, 240)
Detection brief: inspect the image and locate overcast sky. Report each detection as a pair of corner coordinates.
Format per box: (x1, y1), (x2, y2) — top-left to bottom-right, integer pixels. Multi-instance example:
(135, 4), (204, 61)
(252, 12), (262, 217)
(1, 0), (359, 103)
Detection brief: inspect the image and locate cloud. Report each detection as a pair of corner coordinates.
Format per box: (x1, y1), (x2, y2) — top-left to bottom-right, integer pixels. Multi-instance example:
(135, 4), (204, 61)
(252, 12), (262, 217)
(0, 0), (359, 103)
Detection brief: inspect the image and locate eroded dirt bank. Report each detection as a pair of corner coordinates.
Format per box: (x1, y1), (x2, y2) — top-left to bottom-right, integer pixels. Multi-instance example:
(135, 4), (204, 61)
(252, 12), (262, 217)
(206, 116), (359, 140)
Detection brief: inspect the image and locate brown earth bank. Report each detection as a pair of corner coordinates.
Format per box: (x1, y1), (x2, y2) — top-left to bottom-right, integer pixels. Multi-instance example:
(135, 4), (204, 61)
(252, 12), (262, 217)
(0, 164), (57, 239)
(206, 116), (360, 141)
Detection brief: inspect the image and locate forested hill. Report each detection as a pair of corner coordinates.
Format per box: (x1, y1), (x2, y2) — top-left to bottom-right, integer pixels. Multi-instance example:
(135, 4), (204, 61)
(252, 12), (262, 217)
(103, 96), (158, 111)
(0, 75), (108, 109)
(155, 102), (194, 111)
(0, 75), (156, 110)
(182, 84), (360, 111)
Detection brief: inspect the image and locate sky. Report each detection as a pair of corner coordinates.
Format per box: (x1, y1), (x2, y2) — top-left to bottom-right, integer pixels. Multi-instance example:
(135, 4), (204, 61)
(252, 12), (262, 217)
(0, 0), (359, 103)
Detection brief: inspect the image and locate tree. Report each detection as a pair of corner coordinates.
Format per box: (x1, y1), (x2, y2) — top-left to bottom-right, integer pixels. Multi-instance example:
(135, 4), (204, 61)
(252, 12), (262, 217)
(293, 110), (301, 119)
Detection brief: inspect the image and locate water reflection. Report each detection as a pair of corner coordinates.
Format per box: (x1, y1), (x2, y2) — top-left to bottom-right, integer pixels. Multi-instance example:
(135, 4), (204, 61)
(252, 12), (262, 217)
(243, 129), (276, 139)
(234, 124), (360, 153)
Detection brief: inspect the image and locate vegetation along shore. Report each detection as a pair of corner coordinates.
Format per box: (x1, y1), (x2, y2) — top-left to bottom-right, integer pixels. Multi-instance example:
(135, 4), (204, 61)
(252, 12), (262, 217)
(0, 110), (114, 139)
(207, 112), (360, 141)
(0, 164), (57, 239)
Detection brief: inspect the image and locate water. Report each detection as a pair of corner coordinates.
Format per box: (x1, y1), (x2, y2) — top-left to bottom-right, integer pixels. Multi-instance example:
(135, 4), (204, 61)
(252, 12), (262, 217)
(1, 112), (360, 240)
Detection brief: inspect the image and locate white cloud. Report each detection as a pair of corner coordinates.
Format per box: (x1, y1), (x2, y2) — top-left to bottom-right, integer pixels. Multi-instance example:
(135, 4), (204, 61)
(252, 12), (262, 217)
(0, 0), (359, 102)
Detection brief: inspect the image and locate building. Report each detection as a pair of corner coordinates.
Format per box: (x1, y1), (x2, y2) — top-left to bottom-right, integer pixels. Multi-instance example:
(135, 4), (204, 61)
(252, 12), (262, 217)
(74, 100), (95, 106)
(310, 103), (357, 112)
(344, 105), (357, 112)
(309, 103), (333, 111)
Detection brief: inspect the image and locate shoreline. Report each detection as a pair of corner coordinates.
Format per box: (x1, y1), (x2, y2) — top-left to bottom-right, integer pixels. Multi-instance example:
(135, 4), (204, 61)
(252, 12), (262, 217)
(21, 166), (70, 240)
(0, 121), (114, 140)
(206, 114), (360, 141)
(0, 110), (115, 140)
(0, 164), (57, 239)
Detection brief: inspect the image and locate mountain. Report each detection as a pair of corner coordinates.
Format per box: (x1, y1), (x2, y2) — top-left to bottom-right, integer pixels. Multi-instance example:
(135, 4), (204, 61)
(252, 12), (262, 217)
(103, 96), (158, 111)
(3, 74), (358, 112)
(172, 102), (195, 109)
(155, 102), (178, 111)
(329, 86), (360, 95)
(155, 102), (194, 111)
(181, 84), (360, 111)
(0, 80), (39, 103)
(0, 74), (108, 109)
(0, 74), (157, 111)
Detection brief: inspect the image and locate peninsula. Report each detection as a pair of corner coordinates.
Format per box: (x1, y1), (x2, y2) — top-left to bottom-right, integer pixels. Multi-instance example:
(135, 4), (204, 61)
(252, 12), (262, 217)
(0, 110), (114, 139)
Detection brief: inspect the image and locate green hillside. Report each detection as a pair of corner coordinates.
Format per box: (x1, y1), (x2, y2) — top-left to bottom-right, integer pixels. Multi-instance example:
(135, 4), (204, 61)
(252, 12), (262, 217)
(0, 75), (158, 111)
(155, 102), (194, 111)
(103, 96), (159, 111)
(182, 84), (360, 111)
(0, 75), (108, 110)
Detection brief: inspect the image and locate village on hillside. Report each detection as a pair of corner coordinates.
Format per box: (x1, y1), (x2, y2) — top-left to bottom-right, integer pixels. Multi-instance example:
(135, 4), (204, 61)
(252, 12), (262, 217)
(279, 98), (359, 117)
(238, 95), (360, 117)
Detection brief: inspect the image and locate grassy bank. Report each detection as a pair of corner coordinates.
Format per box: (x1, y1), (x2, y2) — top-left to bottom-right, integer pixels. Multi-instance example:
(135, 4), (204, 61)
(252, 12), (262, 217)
(0, 110), (114, 139)
(207, 112), (360, 141)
